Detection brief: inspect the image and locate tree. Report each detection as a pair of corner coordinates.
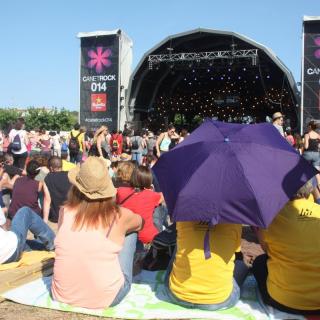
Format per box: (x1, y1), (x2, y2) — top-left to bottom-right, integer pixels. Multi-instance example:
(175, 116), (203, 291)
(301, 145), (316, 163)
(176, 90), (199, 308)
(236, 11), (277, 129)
(0, 109), (21, 132)
(0, 107), (77, 132)
(24, 108), (75, 131)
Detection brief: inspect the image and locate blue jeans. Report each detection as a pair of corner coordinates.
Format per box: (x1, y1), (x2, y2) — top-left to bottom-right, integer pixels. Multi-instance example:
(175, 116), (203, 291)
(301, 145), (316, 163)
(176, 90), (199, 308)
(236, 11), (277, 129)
(70, 151), (82, 164)
(131, 152), (142, 165)
(303, 151), (320, 168)
(110, 232), (137, 306)
(4, 207), (55, 264)
(164, 251), (245, 310)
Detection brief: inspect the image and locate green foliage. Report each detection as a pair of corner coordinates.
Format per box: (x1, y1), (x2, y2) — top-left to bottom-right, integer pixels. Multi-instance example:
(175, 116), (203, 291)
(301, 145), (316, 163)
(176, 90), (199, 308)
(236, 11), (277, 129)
(0, 107), (78, 132)
(0, 108), (21, 131)
(174, 113), (185, 126)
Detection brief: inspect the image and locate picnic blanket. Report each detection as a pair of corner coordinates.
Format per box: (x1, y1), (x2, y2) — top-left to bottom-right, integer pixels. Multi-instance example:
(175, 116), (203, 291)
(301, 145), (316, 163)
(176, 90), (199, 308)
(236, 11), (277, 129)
(1, 270), (306, 320)
(0, 251), (55, 271)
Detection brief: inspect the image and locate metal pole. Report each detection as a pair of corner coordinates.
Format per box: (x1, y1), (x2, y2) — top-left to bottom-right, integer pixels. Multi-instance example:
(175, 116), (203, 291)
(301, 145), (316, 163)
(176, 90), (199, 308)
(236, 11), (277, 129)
(300, 20), (305, 135)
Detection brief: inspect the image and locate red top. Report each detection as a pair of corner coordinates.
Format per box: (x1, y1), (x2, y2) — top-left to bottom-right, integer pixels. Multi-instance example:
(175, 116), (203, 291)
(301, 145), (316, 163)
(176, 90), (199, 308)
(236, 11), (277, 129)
(116, 187), (160, 243)
(110, 133), (123, 155)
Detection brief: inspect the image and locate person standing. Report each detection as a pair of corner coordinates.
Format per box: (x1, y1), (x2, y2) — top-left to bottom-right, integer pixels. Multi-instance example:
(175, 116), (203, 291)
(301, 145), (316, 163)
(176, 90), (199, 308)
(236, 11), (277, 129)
(272, 112), (285, 137)
(303, 120), (320, 186)
(8, 118), (29, 169)
(130, 131), (145, 165)
(39, 129), (52, 158)
(91, 126), (109, 158)
(68, 123), (85, 164)
(0, 130), (4, 156)
(110, 130), (123, 158)
(155, 125), (180, 158)
(51, 130), (61, 157)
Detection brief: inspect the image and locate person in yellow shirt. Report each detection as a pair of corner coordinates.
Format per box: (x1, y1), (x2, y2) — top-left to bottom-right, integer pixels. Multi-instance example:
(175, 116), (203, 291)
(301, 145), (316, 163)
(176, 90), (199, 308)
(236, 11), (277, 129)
(68, 124), (85, 164)
(253, 181), (320, 315)
(165, 222), (248, 310)
(61, 153), (76, 172)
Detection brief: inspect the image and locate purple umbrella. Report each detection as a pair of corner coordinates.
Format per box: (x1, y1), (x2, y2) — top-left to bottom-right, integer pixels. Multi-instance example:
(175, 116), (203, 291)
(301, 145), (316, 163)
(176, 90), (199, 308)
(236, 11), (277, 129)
(154, 119), (318, 229)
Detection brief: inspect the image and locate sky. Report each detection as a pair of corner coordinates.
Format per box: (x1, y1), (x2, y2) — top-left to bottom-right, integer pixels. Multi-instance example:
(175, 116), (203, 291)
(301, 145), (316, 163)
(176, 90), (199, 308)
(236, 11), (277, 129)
(0, 0), (319, 110)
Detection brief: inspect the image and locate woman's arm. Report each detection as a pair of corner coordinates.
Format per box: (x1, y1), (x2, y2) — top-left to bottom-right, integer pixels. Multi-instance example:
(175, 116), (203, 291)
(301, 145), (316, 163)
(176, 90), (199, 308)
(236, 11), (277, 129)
(158, 192), (164, 205)
(155, 133), (164, 157)
(24, 131), (29, 146)
(304, 133), (309, 150)
(42, 182), (51, 223)
(38, 181), (44, 193)
(96, 135), (103, 157)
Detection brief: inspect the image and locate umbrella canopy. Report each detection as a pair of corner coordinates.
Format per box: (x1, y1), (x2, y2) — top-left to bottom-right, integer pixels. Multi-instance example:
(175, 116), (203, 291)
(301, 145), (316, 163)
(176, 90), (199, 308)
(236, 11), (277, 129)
(154, 119), (318, 228)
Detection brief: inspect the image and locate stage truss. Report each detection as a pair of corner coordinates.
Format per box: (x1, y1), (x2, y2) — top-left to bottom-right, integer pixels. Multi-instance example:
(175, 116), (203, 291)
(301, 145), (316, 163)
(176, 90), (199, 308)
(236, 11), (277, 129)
(148, 49), (258, 69)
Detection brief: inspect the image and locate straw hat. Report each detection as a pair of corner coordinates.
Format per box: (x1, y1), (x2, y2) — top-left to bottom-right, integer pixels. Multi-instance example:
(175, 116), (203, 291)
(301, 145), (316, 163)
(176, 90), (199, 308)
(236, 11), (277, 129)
(68, 156), (116, 200)
(272, 112), (284, 121)
(120, 153), (131, 161)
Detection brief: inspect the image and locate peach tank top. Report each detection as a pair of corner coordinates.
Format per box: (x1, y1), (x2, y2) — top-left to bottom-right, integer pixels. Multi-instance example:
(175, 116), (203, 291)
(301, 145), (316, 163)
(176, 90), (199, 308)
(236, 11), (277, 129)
(51, 210), (124, 309)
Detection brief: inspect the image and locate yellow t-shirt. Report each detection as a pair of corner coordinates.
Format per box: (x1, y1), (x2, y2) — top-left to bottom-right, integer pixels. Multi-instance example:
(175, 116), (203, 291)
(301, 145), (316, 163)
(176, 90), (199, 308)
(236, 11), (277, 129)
(262, 199), (320, 311)
(69, 130), (85, 152)
(62, 159), (76, 172)
(169, 222), (241, 304)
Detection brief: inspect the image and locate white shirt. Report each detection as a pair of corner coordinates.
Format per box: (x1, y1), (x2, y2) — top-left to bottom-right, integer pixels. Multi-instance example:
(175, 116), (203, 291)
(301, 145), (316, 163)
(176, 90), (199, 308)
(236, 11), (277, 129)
(9, 129), (28, 154)
(273, 123), (285, 137)
(51, 134), (61, 149)
(0, 209), (18, 264)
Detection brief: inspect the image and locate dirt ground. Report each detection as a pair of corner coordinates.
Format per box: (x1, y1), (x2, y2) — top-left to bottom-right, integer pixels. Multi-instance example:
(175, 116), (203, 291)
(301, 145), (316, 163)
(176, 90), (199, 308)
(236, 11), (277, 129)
(0, 300), (104, 320)
(0, 227), (264, 320)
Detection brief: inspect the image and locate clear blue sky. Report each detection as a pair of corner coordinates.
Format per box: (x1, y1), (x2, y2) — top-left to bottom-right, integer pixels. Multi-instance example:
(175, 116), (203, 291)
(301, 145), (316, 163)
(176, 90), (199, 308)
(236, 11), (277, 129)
(0, 0), (318, 110)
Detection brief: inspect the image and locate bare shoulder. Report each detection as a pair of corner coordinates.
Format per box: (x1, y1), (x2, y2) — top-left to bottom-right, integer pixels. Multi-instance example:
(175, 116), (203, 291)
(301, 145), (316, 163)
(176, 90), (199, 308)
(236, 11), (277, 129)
(119, 206), (135, 217)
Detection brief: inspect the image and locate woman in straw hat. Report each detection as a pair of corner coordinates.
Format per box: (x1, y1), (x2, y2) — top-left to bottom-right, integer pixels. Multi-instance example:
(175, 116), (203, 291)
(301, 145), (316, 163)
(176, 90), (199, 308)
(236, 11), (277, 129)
(51, 157), (143, 309)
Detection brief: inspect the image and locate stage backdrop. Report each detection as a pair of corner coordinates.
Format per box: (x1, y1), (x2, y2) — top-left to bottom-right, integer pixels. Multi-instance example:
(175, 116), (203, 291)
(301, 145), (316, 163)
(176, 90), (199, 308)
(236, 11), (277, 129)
(79, 32), (120, 130)
(302, 16), (320, 132)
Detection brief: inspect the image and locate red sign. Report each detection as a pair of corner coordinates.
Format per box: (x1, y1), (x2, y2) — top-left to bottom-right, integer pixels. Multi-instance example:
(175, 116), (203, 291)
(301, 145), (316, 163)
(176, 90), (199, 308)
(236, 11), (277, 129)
(91, 93), (107, 112)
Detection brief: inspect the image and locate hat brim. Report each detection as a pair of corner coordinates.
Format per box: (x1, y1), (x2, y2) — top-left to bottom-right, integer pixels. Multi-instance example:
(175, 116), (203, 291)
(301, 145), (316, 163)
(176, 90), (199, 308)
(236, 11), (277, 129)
(68, 165), (116, 200)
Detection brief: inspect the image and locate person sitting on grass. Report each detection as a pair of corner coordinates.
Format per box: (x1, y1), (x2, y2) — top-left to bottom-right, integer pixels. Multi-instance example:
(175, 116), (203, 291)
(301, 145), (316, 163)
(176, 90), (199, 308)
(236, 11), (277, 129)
(165, 221), (248, 310)
(51, 157), (143, 309)
(252, 181), (320, 315)
(112, 161), (136, 188)
(0, 206), (55, 264)
(43, 156), (71, 225)
(8, 160), (43, 220)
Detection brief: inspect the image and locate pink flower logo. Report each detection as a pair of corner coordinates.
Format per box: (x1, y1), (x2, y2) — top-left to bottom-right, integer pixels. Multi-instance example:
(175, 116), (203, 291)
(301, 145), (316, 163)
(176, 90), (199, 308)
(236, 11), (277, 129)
(87, 47), (112, 73)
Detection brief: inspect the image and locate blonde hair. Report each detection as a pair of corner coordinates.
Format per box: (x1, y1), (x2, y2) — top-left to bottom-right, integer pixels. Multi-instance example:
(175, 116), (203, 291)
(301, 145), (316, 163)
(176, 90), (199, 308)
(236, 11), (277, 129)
(116, 161), (135, 183)
(65, 185), (120, 230)
(94, 125), (108, 143)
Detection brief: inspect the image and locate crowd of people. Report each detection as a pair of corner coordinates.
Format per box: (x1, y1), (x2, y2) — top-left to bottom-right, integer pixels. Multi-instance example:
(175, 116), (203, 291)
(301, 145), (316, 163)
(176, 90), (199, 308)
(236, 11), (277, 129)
(0, 114), (319, 315)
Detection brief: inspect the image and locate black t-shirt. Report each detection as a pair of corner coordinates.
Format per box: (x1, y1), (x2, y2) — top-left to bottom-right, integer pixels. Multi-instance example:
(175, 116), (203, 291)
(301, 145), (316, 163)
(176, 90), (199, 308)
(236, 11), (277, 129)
(44, 171), (71, 223)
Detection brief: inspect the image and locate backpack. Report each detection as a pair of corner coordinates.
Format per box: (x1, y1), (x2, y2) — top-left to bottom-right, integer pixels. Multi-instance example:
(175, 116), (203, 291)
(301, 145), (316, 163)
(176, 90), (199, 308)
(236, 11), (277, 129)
(61, 141), (68, 152)
(112, 139), (119, 151)
(131, 137), (139, 150)
(11, 133), (22, 151)
(69, 132), (81, 153)
(142, 224), (176, 271)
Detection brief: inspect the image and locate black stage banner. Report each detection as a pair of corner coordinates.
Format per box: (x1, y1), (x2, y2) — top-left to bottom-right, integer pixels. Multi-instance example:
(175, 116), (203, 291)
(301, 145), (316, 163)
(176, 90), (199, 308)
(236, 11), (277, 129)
(302, 18), (320, 129)
(80, 34), (119, 130)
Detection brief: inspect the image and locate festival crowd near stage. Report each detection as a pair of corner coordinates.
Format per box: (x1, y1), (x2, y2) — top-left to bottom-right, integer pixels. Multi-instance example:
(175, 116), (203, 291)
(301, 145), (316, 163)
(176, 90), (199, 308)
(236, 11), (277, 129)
(0, 25), (320, 319)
